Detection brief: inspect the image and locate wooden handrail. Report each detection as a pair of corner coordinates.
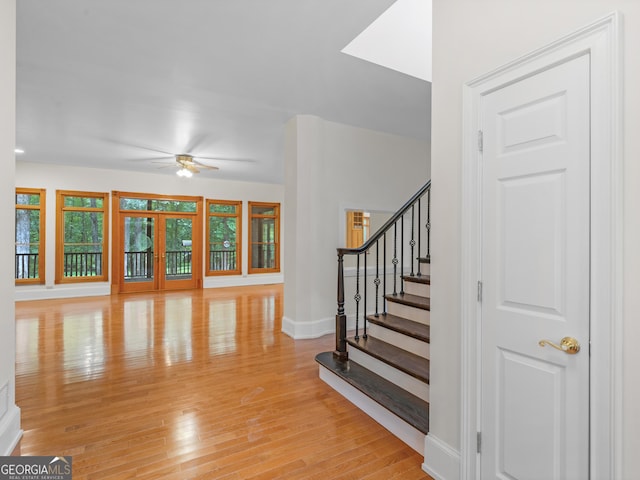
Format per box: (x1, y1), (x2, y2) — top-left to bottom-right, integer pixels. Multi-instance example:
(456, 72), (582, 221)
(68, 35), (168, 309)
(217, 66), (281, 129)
(337, 180), (431, 256)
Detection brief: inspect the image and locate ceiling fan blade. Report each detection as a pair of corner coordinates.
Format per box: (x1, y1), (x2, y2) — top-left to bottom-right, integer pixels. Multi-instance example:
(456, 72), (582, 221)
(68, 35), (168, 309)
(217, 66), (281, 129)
(183, 134), (209, 155)
(196, 156), (256, 163)
(131, 156), (174, 162)
(98, 138), (175, 156)
(192, 160), (219, 170)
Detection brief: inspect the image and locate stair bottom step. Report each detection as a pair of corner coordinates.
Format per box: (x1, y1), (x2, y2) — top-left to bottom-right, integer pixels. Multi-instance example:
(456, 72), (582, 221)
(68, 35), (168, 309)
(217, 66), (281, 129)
(315, 351), (429, 434)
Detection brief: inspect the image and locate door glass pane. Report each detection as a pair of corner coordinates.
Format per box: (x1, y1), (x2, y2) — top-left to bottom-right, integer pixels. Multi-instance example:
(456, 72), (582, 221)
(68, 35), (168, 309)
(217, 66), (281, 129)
(165, 218), (193, 281)
(124, 217), (155, 283)
(120, 198), (197, 212)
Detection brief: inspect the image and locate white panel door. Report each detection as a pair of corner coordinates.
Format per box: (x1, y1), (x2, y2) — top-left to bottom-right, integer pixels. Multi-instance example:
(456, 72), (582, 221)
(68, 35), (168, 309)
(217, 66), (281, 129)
(480, 53), (590, 479)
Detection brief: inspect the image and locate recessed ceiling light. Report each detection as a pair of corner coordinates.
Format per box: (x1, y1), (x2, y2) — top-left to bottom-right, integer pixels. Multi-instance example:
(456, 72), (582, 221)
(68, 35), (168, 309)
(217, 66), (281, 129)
(14, 148), (25, 154)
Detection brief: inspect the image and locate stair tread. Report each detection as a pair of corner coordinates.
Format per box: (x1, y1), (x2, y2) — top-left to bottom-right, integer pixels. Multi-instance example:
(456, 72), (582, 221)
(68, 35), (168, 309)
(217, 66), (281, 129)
(367, 313), (430, 342)
(385, 292), (430, 311)
(402, 274), (430, 285)
(315, 351), (429, 434)
(346, 335), (429, 383)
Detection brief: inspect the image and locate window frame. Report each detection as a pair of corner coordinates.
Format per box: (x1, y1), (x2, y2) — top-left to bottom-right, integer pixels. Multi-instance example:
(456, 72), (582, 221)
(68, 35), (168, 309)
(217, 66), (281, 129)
(206, 199), (242, 276)
(55, 190), (110, 284)
(248, 201), (280, 274)
(15, 188), (46, 285)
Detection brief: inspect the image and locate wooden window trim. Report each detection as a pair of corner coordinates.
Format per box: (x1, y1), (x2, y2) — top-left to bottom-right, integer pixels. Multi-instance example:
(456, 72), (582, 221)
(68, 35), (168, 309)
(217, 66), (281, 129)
(55, 190), (110, 284)
(248, 201), (280, 274)
(15, 188), (46, 285)
(206, 199), (242, 276)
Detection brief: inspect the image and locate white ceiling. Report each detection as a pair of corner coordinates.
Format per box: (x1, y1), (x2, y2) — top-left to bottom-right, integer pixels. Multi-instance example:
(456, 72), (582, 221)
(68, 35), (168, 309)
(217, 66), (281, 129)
(16, 1), (430, 184)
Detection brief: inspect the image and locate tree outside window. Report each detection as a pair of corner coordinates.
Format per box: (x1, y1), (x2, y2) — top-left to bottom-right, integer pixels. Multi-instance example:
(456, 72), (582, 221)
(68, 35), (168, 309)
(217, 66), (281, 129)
(15, 188), (45, 284)
(207, 200), (242, 276)
(56, 190), (109, 283)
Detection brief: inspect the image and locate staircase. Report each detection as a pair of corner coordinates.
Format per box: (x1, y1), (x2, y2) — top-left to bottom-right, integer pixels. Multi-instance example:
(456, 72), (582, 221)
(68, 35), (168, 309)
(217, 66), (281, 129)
(315, 182), (431, 454)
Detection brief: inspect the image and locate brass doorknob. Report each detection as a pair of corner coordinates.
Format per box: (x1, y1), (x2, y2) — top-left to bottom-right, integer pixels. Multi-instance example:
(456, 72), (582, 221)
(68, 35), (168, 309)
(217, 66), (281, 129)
(538, 337), (580, 354)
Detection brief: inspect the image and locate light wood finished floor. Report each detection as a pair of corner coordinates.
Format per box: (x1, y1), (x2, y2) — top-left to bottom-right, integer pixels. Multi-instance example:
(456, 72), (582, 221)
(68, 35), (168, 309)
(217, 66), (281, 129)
(15, 285), (433, 480)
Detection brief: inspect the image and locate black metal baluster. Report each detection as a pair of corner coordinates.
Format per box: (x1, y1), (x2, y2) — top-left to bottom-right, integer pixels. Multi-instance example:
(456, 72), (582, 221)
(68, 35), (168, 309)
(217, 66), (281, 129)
(417, 198), (422, 276)
(427, 186), (431, 263)
(383, 233), (387, 314)
(392, 223), (398, 296)
(400, 214), (405, 295)
(354, 254), (361, 340)
(363, 249), (367, 339)
(374, 240), (380, 317)
(410, 205), (415, 277)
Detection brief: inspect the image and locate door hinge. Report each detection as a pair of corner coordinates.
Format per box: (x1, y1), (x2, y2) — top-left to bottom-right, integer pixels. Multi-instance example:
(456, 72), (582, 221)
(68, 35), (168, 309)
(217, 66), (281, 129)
(477, 432), (482, 453)
(477, 281), (482, 302)
(477, 130), (483, 152)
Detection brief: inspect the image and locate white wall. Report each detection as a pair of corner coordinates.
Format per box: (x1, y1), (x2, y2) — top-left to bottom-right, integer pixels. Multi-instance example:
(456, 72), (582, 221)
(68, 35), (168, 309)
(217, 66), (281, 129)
(283, 115), (430, 339)
(0, 0), (21, 456)
(15, 162), (284, 300)
(431, 1), (637, 478)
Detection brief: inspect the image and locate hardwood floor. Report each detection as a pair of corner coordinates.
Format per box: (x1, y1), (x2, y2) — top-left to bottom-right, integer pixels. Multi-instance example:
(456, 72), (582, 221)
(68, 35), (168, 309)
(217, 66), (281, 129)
(15, 285), (432, 480)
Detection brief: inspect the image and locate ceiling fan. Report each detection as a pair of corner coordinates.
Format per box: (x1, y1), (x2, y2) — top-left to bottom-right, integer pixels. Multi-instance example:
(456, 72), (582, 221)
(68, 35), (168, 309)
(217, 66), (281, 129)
(99, 137), (256, 177)
(166, 154), (219, 177)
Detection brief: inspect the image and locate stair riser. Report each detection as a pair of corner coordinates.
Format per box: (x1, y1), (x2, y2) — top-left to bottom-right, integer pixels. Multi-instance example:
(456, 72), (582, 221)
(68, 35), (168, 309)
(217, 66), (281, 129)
(348, 348), (429, 401)
(367, 323), (430, 359)
(387, 302), (430, 325)
(403, 281), (430, 298)
(318, 366), (426, 453)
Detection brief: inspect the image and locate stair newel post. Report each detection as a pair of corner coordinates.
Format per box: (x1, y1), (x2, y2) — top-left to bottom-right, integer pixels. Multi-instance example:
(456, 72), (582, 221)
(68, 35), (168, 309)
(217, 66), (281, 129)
(374, 240), (380, 317)
(354, 254), (361, 340)
(334, 251), (347, 360)
(400, 214), (405, 295)
(410, 205), (415, 277)
(392, 222), (398, 296)
(417, 198), (422, 277)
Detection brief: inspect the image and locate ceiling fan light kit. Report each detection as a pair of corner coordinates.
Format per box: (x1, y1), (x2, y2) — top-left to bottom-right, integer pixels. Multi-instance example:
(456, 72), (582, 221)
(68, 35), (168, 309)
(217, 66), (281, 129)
(176, 167), (193, 178)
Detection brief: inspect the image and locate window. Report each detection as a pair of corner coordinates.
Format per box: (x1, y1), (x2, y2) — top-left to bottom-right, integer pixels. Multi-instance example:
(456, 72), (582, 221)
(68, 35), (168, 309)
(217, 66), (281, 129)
(248, 202), (280, 274)
(56, 190), (109, 283)
(15, 188), (46, 284)
(206, 200), (242, 276)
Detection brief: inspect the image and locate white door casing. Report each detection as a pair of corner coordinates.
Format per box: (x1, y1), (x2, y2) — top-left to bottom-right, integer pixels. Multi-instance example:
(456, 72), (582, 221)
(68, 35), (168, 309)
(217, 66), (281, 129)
(480, 53), (590, 480)
(459, 12), (622, 480)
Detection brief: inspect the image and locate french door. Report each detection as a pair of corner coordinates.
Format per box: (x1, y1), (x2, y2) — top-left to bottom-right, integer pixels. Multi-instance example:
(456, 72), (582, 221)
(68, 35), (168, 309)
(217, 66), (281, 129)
(112, 193), (203, 293)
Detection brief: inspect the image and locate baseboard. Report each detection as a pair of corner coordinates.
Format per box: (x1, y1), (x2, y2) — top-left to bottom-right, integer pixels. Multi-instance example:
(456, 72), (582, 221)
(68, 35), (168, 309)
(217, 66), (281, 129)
(15, 276), (284, 301)
(15, 284), (110, 301)
(423, 434), (461, 480)
(281, 315), (358, 339)
(203, 273), (283, 288)
(281, 315), (334, 339)
(0, 405), (22, 456)
(319, 364), (425, 453)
